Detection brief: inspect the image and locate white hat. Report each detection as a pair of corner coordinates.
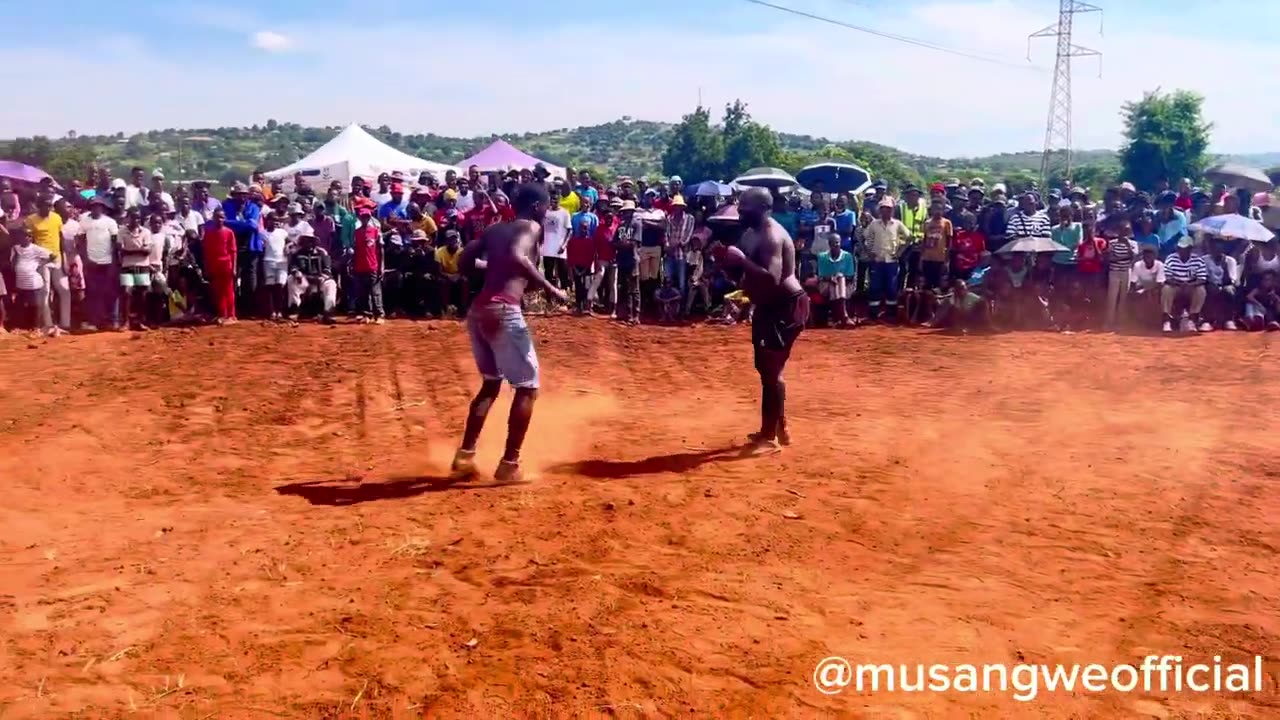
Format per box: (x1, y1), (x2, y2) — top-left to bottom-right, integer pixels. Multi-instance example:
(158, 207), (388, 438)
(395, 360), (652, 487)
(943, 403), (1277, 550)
(151, 168), (165, 179)
(111, 178), (127, 189)
(992, 182), (1008, 194)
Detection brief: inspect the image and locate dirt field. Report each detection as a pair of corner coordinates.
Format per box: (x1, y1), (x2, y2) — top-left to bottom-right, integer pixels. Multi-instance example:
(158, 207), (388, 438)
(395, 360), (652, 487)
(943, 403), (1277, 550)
(0, 318), (1277, 718)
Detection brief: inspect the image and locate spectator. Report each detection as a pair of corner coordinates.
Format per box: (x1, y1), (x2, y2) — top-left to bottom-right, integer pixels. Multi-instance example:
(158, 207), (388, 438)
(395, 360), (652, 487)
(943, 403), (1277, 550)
(1050, 204), (1081, 273)
(613, 201), (641, 324)
(832, 195), (857, 251)
(435, 229), (467, 317)
(25, 195), (69, 334)
(117, 208), (154, 330)
(261, 213), (290, 320)
(287, 231), (337, 323)
(591, 199), (620, 313)
(1101, 220), (1137, 330)
(351, 206), (385, 324)
(1129, 244), (1165, 324)
(862, 198), (912, 321)
(541, 186), (572, 292)
(1203, 238), (1240, 330)
(635, 192), (666, 305)
(816, 232), (854, 326)
(952, 211), (985, 281)
(655, 277), (681, 324)
(927, 277), (990, 334)
(664, 194), (694, 296)
(1242, 270), (1280, 331)
(566, 210), (597, 315)
(1242, 237), (1280, 289)
(9, 226), (53, 332)
(202, 207), (238, 325)
(1161, 237), (1209, 333)
(150, 169), (175, 212)
(285, 204), (314, 250)
(919, 198), (952, 292)
(124, 166), (149, 210)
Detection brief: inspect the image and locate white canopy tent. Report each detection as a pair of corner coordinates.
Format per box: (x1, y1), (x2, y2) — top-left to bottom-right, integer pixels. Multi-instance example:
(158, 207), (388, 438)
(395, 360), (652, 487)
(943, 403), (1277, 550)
(264, 124), (457, 189)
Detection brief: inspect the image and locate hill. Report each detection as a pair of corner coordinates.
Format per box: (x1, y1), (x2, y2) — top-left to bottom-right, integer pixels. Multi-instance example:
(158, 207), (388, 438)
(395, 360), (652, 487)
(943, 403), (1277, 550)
(0, 117), (1266, 190)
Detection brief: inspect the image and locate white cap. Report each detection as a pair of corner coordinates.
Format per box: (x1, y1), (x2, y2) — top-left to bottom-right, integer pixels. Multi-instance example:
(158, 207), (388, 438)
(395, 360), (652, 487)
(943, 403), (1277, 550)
(111, 178), (127, 189)
(151, 168), (165, 179)
(992, 182), (1008, 194)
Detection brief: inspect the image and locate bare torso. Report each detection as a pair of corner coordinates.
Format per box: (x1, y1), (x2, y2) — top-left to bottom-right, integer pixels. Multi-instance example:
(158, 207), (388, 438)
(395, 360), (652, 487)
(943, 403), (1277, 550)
(739, 217), (801, 304)
(473, 219), (541, 303)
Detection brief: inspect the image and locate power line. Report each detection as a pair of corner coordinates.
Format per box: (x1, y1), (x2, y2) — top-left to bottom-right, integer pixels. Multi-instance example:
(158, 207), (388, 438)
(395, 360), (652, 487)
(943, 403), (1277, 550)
(740, 0), (1046, 71)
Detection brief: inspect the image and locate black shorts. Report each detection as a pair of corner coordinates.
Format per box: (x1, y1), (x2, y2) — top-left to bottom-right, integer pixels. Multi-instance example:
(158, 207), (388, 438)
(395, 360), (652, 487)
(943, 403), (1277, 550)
(752, 291), (807, 355)
(922, 260), (946, 290)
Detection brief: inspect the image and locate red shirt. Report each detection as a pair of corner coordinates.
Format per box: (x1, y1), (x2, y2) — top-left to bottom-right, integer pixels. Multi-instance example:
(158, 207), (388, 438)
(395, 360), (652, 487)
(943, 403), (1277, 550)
(566, 234), (596, 268)
(202, 225), (237, 267)
(952, 229), (985, 271)
(352, 224), (382, 273)
(654, 198), (672, 213)
(1174, 193), (1193, 212)
(594, 217), (619, 263)
(1075, 236), (1107, 273)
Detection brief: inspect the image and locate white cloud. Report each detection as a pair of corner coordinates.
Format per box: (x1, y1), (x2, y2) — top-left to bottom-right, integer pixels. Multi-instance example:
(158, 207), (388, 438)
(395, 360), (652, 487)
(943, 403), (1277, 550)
(1, 1), (1276, 159)
(251, 31), (295, 53)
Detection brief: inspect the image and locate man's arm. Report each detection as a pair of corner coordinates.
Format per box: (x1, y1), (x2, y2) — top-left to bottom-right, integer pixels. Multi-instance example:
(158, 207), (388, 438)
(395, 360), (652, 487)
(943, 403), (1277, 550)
(725, 230), (783, 286)
(457, 234), (486, 273)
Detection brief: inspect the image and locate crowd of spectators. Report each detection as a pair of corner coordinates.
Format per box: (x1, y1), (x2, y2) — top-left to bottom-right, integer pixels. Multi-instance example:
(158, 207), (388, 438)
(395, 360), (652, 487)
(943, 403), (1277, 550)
(2, 162), (1278, 337)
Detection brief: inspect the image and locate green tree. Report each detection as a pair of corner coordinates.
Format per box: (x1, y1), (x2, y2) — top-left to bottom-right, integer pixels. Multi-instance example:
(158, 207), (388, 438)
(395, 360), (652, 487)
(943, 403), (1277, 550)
(1119, 90), (1212, 192)
(661, 106), (723, 182)
(44, 144), (99, 185)
(266, 118), (279, 131)
(721, 100), (781, 178)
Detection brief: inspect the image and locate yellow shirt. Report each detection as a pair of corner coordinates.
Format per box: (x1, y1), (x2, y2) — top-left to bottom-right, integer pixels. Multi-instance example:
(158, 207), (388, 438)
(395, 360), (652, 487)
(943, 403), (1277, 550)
(558, 192), (580, 214)
(435, 246), (462, 275)
(862, 218), (912, 263)
(412, 216), (438, 238)
(25, 212), (63, 261)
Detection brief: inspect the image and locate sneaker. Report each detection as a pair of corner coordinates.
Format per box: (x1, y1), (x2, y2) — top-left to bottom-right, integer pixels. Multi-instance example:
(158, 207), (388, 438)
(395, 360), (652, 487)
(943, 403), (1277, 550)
(1179, 318), (1196, 333)
(1197, 321), (1213, 333)
(493, 459), (524, 484)
(450, 448), (477, 478)
(79, 324), (98, 333)
(744, 433), (782, 456)
(1268, 321), (1280, 332)
(1225, 320), (1239, 331)
(1162, 320), (1173, 333)
(373, 317), (385, 325)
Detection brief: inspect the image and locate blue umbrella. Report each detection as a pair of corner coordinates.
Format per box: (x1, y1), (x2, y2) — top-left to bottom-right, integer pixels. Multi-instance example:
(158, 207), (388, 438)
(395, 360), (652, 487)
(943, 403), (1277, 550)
(1189, 214), (1276, 243)
(690, 180), (732, 197)
(796, 162), (872, 194)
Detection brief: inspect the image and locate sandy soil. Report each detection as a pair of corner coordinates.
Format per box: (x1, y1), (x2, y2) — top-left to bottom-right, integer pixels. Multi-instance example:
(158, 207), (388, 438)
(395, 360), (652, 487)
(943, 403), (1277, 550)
(0, 318), (1277, 719)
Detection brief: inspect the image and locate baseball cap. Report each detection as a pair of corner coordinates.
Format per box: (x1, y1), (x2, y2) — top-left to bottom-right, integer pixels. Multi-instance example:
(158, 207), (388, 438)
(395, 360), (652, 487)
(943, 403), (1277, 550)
(357, 206), (373, 217)
(992, 183), (1008, 195)
(877, 198), (895, 209)
(1176, 236), (1194, 248)
(620, 200), (637, 211)
(410, 229), (429, 242)
(863, 187), (877, 197)
(151, 168), (165, 179)
(1121, 182), (1137, 192)
(288, 203), (304, 214)
(873, 178), (888, 190)
(111, 178), (127, 189)
(970, 177), (986, 188)
(669, 175), (683, 184)
(391, 183), (404, 193)
(929, 182), (946, 194)
(443, 189), (458, 201)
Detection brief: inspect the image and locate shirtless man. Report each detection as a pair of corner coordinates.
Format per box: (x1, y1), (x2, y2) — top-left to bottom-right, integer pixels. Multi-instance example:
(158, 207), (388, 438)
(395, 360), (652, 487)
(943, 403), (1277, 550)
(722, 187), (809, 453)
(451, 183), (568, 483)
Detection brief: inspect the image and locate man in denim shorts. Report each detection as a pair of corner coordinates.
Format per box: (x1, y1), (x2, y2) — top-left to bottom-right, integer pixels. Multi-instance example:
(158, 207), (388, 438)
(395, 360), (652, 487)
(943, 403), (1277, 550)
(451, 183), (568, 483)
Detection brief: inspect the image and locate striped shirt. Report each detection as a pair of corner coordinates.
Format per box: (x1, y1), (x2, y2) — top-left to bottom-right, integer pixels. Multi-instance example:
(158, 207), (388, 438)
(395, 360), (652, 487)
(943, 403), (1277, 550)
(1005, 210), (1051, 239)
(1105, 237), (1136, 272)
(1163, 253), (1208, 284)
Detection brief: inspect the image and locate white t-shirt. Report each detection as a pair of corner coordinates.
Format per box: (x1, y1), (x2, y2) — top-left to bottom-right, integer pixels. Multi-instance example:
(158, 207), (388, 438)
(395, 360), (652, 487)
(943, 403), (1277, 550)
(163, 220), (186, 265)
(152, 191), (175, 213)
(11, 244), (51, 290)
(81, 215), (120, 265)
(61, 218), (82, 257)
(1130, 259), (1165, 287)
(177, 209), (202, 237)
(263, 228), (289, 264)
(455, 191), (477, 214)
(541, 208), (571, 258)
(124, 185), (149, 210)
(147, 226), (170, 267)
(285, 220), (313, 250)
(369, 191), (393, 207)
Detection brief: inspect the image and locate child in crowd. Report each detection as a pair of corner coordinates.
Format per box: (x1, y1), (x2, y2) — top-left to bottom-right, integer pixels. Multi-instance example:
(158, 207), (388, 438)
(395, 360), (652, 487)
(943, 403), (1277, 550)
(9, 227), (53, 332)
(261, 212), (290, 320)
(951, 211), (985, 281)
(1243, 270), (1280, 331)
(655, 278), (682, 324)
(566, 212), (597, 315)
(117, 207), (153, 331)
(926, 278), (989, 334)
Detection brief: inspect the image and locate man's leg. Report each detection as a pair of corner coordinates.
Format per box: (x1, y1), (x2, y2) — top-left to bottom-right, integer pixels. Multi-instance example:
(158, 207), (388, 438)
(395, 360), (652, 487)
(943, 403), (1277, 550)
(883, 262), (901, 319)
(320, 278), (338, 317)
(49, 266), (71, 330)
(753, 344), (788, 445)
(867, 262), (884, 319)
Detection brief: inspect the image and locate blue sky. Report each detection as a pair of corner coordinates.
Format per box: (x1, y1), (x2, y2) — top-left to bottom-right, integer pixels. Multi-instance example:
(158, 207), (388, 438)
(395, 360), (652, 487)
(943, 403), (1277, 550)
(5, 0), (1277, 157)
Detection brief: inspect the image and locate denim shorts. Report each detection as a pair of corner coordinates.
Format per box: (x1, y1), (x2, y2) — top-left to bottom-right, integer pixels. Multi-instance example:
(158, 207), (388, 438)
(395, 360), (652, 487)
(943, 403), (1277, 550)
(467, 302), (539, 389)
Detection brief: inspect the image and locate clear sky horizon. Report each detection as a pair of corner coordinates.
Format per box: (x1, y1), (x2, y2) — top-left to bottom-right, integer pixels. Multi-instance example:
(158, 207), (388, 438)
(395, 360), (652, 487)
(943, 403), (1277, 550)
(4, 0), (1276, 158)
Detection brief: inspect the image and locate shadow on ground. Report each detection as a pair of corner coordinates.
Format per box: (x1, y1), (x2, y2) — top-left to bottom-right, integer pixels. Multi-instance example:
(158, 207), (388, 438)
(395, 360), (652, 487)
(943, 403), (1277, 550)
(275, 475), (515, 505)
(547, 444), (759, 479)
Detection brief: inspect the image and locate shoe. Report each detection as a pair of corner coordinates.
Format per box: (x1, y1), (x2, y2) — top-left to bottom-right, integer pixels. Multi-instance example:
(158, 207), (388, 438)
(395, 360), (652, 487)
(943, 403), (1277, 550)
(1225, 320), (1238, 331)
(1197, 321), (1213, 333)
(1180, 318), (1196, 333)
(79, 324), (98, 333)
(493, 459), (524, 484)
(373, 317), (385, 325)
(742, 436), (782, 456)
(1162, 320), (1173, 333)
(777, 426), (792, 447)
(1268, 321), (1280, 332)
(450, 448), (477, 478)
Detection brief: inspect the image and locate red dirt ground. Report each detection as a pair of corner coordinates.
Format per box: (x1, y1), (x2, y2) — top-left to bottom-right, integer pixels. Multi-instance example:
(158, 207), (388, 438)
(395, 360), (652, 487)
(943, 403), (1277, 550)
(0, 319), (1277, 718)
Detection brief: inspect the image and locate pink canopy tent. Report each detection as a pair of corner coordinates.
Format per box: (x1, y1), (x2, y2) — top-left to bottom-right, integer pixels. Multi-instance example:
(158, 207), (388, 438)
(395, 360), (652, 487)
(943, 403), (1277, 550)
(459, 140), (565, 178)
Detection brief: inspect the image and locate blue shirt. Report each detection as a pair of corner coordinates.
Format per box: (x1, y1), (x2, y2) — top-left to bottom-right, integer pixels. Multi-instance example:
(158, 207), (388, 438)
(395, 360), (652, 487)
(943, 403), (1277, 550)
(817, 250), (855, 279)
(774, 211), (799, 238)
(1155, 210), (1188, 256)
(378, 200), (408, 222)
(571, 211), (599, 237)
(576, 186), (599, 206)
(222, 198), (263, 252)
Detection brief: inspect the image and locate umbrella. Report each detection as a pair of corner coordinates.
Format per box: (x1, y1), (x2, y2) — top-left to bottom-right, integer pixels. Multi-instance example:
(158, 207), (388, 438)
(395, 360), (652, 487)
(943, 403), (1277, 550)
(995, 237), (1070, 255)
(795, 162), (872, 194)
(1188, 214), (1276, 243)
(0, 160), (58, 187)
(732, 167), (797, 190)
(1204, 163), (1273, 194)
(690, 180), (732, 197)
